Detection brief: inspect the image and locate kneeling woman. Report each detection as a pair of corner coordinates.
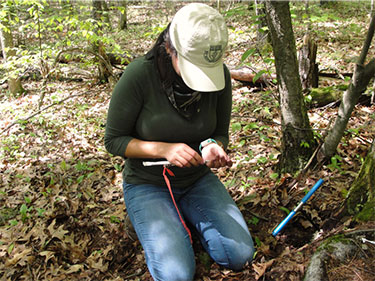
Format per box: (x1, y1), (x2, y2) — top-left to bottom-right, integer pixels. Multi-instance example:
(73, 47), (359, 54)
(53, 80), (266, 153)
(104, 3), (254, 281)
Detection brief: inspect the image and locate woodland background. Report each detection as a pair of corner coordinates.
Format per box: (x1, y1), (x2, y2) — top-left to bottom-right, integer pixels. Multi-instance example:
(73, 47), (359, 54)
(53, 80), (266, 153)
(0, 1), (375, 281)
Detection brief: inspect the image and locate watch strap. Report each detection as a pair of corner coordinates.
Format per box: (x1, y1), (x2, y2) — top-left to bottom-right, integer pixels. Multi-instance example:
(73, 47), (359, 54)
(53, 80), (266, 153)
(199, 138), (217, 152)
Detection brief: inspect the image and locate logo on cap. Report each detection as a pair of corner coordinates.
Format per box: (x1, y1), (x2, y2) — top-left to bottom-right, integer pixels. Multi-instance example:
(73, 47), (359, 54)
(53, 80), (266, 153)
(204, 45), (223, 63)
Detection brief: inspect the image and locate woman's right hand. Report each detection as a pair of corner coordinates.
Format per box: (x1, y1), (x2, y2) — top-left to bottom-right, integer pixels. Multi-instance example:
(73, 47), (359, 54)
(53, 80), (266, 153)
(160, 143), (204, 168)
(125, 139), (204, 168)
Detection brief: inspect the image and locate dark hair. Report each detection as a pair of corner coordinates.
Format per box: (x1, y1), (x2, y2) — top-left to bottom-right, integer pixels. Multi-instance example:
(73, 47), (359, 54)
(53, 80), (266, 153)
(146, 25), (200, 120)
(146, 24), (177, 90)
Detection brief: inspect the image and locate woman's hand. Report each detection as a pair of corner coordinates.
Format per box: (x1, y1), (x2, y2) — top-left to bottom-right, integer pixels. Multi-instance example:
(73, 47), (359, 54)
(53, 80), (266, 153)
(160, 143), (204, 168)
(201, 143), (232, 168)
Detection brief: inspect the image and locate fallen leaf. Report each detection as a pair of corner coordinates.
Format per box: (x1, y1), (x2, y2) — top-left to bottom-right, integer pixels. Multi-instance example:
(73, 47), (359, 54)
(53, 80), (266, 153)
(252, 259), (274, 280)
(65, 263), (84, 274)
(47, 219), (69, 241)
(300, 218), (313, 228)
(39, 250), (55, 263)
(5, 248), (32, 266)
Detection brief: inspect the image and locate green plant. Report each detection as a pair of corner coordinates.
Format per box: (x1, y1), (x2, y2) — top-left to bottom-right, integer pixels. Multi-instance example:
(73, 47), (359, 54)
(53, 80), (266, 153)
(240, 180), (252, 190)
(110, 216), (121, 224)
(36, 208), (45, 217)
(279, 206), (290, 215)
(254, 236), (262, 248)
(231, 122), (242, 133)
(114, 163), (122, 172)
(300, 141), (310, 148)
(327, 154), (342, 172)
(270, 172), (279, 180)
(143, 24), (167, 38)
(60, 160), (69, 171)
(8, 242), (15, 255)
(9, 220), (18, 227)
(248, 216), (260, 226)
(257, 156), (268, 164)
(244, 122), (259, 131)
(75, 161), (93, 172)
(20, 203), (32, 222)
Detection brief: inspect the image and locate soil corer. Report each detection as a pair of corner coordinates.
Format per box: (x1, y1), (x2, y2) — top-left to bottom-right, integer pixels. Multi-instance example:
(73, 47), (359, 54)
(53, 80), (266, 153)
(272, 178), (324, 237)
(143, 160), (172, 166)
(143, 160), (209, 166)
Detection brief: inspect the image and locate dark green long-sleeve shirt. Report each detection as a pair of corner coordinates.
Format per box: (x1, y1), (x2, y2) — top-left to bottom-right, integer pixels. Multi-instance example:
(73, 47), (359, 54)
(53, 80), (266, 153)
(104, 55), (232, 188)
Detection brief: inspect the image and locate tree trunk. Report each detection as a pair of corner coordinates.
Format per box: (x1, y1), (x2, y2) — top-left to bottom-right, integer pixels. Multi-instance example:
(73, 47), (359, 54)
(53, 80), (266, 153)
(319, 15), (375, 160)
(255, 0), (268, 48)
(304, 230), (375, 281)
(101, 0), (111, 29)
(264, 1), (316, 174)
(118, 0), (128, 31)
(346, 138), (375, 221)
(92, 0), (113, 84)
(298, 34), (319, 91)
(0, 9), (25, 95)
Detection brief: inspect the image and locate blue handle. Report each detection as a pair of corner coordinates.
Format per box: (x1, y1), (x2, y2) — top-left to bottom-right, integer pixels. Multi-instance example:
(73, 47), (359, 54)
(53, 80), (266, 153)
(272, 210), (296, 237)
(301, 178), (324, 204)
(272, 179), (324, 237)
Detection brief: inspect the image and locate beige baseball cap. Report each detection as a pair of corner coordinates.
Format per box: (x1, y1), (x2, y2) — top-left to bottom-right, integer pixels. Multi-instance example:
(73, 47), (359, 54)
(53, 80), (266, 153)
(169, 3), (228, 92)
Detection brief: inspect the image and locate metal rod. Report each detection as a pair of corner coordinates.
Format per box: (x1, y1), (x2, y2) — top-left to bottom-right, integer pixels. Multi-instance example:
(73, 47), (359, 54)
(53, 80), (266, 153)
(143, 160), (209, 167)
(143, 160), (172, 166)
(272, 178), (324, 237)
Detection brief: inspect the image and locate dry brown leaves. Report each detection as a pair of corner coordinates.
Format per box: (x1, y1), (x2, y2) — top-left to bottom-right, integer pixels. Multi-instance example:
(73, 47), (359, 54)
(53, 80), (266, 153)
(1, 2), (375, 281)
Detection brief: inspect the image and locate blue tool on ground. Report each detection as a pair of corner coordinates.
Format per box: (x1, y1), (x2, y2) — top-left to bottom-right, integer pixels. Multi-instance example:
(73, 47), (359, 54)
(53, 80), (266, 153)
(272, 178), (324, 237)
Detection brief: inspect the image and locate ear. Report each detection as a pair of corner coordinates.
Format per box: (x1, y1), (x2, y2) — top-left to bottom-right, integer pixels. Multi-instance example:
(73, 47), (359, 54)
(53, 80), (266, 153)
(164, 41), (172, 55)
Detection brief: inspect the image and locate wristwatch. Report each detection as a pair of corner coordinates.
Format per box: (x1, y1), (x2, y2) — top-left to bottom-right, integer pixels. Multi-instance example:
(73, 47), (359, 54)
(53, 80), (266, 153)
(199, 138), (217, 152)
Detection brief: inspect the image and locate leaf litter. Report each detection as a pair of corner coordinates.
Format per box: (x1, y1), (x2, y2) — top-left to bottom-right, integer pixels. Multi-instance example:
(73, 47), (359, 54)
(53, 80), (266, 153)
(1, 2), (375, 280)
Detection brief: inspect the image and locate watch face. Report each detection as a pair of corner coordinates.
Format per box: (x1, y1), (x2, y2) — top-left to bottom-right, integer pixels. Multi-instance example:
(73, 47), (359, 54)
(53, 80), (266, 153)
(199, 139), (216, 152)
(203, 139), (215, 147)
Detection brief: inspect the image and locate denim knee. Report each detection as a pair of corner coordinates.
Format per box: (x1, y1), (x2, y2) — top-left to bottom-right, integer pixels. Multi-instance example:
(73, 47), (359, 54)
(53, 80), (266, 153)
(225, 241), (255, 271)
(148, 257), (195, 281)
(208, 236), (255, 271)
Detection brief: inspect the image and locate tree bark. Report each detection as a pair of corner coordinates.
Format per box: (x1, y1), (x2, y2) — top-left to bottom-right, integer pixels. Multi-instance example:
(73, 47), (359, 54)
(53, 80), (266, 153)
(101, 0), (111, 29)
(304, 240), (357, 281)
(255, 0), (268, 47)
(304, 230), (375, 281)
(346, 138), (375, 221)
(298, 34), (319, 90)
(264, 1), (316, 174)
(92, 0), (113, 84)
(319, 15), (375, 160)
(118, 0), (128, 31)
(0, 8), (25, 95)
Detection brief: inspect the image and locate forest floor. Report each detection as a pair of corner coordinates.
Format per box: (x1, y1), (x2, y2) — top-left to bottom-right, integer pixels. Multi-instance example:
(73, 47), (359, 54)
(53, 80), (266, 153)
(1, 2), (375, 281)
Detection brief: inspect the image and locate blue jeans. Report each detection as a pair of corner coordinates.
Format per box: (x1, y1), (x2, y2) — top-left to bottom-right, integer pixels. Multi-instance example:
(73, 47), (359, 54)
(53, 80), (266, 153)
(123, 171), (254, 281)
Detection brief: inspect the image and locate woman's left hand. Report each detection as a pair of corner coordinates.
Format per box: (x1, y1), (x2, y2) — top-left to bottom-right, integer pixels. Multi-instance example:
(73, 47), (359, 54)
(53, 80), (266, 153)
(201, 143), (232, 168)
